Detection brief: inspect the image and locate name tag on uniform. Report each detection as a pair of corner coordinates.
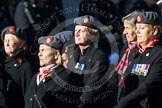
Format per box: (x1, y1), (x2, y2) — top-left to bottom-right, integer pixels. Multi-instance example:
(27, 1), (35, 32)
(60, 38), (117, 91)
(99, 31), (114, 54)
(131, 64), (150, 76)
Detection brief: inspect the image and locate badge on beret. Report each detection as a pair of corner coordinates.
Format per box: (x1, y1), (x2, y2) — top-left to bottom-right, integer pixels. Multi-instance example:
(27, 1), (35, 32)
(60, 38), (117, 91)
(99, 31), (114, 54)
(7, 26), (15, 33)
(83, 17), (90, 25)
(45, 36), (53, 44)
(136, 16), (142, 23)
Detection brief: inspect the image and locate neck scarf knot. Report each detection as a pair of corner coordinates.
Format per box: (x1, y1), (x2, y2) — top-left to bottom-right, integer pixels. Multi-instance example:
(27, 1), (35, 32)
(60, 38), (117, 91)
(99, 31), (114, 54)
(37, 64), (55, 85)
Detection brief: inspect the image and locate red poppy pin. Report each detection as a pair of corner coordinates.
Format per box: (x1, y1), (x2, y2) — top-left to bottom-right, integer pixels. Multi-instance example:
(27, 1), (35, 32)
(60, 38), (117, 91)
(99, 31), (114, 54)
(8, 26), (15, 33)
(88, 59), (91, 63)
(133, 50), (137, 57)
(17, 57), (22, 64)
(136, 16), (142, 23)
(83, 17), (90, 25)
(45, 36), (53, 44)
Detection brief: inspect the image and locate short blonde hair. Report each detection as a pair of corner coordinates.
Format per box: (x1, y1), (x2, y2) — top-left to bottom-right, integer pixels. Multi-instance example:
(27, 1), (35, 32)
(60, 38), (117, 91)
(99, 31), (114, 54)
(18, 38), (28, 52)
(87, 27), (99, 36)
(146, 24), (162, 38)
(87, 27), (99, 47)
(50, 48), (63, 66)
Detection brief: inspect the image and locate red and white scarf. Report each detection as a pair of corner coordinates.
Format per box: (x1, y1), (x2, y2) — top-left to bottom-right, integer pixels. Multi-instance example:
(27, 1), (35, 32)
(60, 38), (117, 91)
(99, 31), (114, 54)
(115, 42), (136, 87)
(37, 64), (56, 85)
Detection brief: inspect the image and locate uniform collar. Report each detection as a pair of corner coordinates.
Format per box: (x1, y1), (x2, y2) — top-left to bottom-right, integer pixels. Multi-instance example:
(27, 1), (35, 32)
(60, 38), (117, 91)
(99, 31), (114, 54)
(137, 36), (159, 53)
(5, 49), (24, 63)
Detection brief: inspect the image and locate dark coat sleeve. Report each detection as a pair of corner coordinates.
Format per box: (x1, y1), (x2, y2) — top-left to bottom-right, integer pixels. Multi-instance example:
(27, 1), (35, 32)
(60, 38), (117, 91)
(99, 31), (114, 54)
(0, 62), (7, 108)
(108, 45), (127, 87)
(20, 61), (33, 97)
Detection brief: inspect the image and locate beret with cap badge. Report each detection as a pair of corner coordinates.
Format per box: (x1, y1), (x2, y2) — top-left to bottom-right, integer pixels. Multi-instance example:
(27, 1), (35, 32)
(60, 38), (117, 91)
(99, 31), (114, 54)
(136, 11), (162, 26)
(53, 31), (74, 44)
(38, 36), (63, 50)
(1, 26), (27, 41)
(38, 31), (74, 50)
(74, 15), (99, 30)
(54, 31), (74, 53)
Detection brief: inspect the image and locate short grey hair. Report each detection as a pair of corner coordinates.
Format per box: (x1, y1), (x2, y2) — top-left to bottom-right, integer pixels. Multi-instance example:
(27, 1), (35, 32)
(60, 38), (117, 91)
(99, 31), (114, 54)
(122, 11), (141, 26)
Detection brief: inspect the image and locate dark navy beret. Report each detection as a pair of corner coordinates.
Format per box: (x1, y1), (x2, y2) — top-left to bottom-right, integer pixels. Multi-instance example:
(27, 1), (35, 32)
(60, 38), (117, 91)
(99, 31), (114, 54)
(136, 11), (161, 26)
(38, 36), (63, 50)
(54, 31), (75, 52)
(1, 26), (27, 41)
(54, 31), (74, 44)
(38, 31), (74, 50)
(74, 15), (99, 30)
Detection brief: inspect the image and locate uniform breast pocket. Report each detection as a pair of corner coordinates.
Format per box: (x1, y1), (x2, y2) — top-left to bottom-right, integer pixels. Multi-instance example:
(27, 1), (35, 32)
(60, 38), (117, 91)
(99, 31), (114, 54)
(131, 64), (150, 77)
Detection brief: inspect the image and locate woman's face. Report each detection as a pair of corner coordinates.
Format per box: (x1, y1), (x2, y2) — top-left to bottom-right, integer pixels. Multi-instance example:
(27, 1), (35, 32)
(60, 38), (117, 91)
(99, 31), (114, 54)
(123, 21), (137, 42)
(136, 23), (154, 46)
(38, 44), (55, 66)
(74, 25), (91, 46)
(4, 34), (22, 56)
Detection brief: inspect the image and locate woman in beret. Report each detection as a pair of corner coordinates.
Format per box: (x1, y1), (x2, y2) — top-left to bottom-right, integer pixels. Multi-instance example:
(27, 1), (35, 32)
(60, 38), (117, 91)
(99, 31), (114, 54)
(114, 11), (162, 108)
(1, 26), (33, 108)
(106, 11), (140, 108)
(24, 35), (76, 108)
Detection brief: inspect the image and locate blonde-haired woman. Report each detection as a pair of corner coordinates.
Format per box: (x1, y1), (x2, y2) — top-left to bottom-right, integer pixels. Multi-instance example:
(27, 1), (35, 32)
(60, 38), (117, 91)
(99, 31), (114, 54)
(24, 35), (76, 108)
(1, 26), (33, 108)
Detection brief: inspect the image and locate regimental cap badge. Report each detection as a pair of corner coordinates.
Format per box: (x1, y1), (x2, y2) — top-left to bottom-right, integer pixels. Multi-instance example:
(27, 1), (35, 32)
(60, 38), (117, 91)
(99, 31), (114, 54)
(74, 15), (98, 30)
(7, 26), (15, 33)
(136, 16), (143, 23)
(83, 17), (90, 25)
(45, 36), (53, 44)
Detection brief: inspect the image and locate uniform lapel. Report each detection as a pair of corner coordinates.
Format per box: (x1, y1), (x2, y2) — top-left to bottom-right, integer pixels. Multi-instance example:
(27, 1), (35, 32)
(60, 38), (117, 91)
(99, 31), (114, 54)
(82, 44), (97, 69)
(67, 47), (80, 72)
(140, 46), (158, 62)
(36, 73), (53, 90)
